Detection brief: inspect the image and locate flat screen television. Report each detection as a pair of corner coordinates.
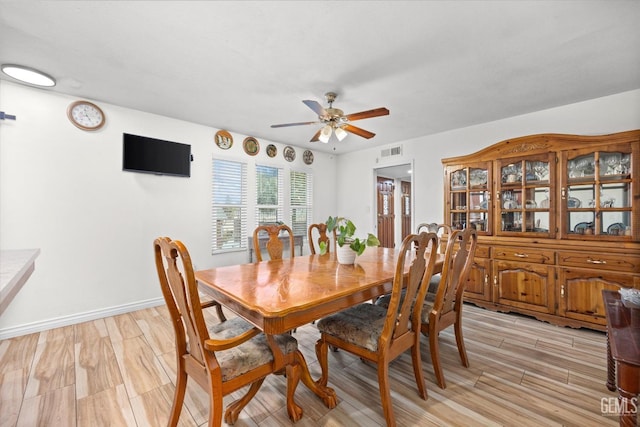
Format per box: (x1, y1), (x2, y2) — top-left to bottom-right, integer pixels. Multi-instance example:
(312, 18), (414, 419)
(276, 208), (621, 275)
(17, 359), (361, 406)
(122, 133), (191, 177)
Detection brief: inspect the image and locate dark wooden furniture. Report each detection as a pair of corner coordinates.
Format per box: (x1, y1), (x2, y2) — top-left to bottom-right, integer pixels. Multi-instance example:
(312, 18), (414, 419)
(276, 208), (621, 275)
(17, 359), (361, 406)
(315, 233), (439, 427)
(154, 237), (303, 425)
(194, 248), (445, 415)
(248, 232), (303, 262)
(442, 130), (640, 330)
(603, 289), (640, 427)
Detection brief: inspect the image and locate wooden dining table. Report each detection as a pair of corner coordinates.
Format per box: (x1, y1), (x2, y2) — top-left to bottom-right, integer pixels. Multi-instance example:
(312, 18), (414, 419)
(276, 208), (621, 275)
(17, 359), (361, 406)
(195, 247), (444, 421)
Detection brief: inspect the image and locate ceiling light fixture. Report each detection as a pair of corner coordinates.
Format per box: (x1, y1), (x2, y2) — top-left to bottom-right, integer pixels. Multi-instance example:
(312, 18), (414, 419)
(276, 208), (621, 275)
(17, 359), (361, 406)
(319, 124), (332, 143)
(334, 126), (348, 141)
(1, 64), (56, 87)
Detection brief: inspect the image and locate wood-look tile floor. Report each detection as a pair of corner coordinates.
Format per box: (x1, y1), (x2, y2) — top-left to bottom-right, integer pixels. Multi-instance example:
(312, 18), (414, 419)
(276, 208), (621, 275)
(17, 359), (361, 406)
(0, 303), (624, 427)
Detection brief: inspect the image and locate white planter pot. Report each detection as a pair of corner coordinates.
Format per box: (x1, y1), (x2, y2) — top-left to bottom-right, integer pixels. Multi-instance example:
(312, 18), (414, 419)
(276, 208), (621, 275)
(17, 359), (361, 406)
(336, 244), (357, 265)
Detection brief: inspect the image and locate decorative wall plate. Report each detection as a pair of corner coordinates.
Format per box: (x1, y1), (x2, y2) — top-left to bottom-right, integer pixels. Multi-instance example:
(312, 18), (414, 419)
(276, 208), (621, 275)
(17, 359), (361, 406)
(266, 144), (277, 158)
(243, 137), (259, 156)
(303, 149), (314, 165)
(283, 146), (296, 162)
(214, 130), (233, 149)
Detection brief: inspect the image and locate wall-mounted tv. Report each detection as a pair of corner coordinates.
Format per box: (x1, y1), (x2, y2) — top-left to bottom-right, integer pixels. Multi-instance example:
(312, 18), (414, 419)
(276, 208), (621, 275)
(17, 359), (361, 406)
(123, 133), (191, 177)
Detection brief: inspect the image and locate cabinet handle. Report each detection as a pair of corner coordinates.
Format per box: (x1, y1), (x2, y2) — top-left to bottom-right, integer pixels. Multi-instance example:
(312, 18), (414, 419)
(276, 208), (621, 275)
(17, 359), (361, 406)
(514, 253), (529, 258)
(561, 187), (566, 200)
(560, 285), (565, 298)
(587, 258), (607, 264)
(493, 276), (497, 286)
(484, 274), (489, 286)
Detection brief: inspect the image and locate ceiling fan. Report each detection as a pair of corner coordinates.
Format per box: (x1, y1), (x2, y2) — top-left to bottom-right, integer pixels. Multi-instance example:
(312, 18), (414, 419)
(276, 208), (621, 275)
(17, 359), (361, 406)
(271, 92), (389, 143)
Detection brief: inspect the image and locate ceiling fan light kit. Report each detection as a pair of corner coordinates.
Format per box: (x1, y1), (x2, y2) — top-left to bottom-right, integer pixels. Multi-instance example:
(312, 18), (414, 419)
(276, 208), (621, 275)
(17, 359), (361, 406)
(271, 91), (389, 143)
(334, 126), (348, 141)
(319, 124), (332, 143)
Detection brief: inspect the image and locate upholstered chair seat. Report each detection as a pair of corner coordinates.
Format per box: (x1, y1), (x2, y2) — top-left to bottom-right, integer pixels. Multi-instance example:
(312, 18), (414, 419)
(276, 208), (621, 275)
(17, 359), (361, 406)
(208, 317), (298, 381)
(316, 303), (388, 352)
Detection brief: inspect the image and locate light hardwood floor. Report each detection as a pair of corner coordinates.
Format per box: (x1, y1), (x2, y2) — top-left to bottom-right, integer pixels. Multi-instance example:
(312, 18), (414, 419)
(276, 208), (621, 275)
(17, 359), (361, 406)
(0, 303), (623, 427)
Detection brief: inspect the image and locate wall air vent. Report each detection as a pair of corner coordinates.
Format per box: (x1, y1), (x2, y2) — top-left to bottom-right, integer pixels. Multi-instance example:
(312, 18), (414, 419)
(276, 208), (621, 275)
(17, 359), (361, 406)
(381, 145), (402, 158)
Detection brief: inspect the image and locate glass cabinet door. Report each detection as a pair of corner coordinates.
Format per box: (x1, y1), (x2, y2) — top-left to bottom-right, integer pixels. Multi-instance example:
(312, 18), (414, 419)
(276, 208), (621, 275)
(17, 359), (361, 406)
(496, 155), (554, 237)
(446, 163), (491, 234)
(563, 145), (633, 239)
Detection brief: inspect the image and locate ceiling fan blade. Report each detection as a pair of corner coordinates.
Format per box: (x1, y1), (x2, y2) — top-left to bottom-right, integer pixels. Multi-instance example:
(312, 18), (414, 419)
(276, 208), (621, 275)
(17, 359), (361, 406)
(342, 124), (375, 139)
(345, 107), (389, 122)
(302, 100), (327, 117)
(271, 121), (319, 128)
(309, 129), (321, 142)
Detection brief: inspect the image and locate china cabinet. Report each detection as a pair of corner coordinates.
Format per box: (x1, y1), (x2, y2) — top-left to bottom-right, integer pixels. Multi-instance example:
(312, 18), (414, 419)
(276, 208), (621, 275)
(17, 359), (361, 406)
(442, 130), (640, 330)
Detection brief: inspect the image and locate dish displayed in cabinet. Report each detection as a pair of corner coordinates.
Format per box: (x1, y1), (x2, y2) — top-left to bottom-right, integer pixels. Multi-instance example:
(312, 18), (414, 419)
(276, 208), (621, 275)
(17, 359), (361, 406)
(573, 222), (592, 233)
(503, 200), (518, 209)
(567, 197), (581, 208)
(451, 170), (467, 188)
(469, 169), (487, 186)
(568, 158), (595, 178)
(607, 222), (625, 235)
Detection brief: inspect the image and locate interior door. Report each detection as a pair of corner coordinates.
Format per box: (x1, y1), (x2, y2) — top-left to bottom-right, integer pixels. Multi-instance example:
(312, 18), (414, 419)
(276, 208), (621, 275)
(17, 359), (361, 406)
(377, 177), (395, 248)
(401, 180), (411, 240)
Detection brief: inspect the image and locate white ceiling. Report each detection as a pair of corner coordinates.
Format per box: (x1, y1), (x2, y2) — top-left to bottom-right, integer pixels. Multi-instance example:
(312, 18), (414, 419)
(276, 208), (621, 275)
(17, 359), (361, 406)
(1, 1), (639, 154)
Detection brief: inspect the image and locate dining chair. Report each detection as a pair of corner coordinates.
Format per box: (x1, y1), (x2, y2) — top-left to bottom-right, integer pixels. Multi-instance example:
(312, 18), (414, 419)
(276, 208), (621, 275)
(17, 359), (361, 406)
(154, 237), (302, 426)
(416, 222), (451, 254)
(200, 296), (227, 322)
(415, 223), (452, 295)
(253, 223), (295, 261)
(375, 223), (452, 309)
(308, 222), (336, 254)
(418, 227), (477, 389)
(315, 232), (439, 427)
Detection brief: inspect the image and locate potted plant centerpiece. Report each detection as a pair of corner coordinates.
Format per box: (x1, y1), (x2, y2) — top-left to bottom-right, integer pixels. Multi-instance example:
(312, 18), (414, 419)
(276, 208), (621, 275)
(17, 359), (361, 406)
(320, 216), (380, 264)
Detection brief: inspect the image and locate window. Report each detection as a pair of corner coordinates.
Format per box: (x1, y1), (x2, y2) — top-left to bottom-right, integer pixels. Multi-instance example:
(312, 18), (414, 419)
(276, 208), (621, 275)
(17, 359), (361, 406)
(212, 159), (247, 253)
(290, 170), (313, 237)
(256, 165), (283, 226)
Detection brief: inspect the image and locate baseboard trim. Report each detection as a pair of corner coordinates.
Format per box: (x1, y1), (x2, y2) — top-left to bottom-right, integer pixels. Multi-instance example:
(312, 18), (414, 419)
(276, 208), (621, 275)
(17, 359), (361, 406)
(0, 297), (165, 340)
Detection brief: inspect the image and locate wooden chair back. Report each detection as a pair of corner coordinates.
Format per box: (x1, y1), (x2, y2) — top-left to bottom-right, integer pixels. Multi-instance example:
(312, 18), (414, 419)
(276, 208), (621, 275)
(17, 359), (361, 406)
(431, 227), (477, 318)
(387, 232), (440, 345)
(308, 223), (337, 254)
(417, 227), (477, 389)
(253, 223), (295, 261)
(154, 236), (302, 425)
(416, 222), (451, 254)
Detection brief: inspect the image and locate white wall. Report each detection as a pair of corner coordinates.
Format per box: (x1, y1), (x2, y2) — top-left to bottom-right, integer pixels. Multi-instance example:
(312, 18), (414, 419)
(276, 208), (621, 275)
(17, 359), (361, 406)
(0, 81), (337, 337)
(337, 89), (640, 240)
(2, 82), (639, 337)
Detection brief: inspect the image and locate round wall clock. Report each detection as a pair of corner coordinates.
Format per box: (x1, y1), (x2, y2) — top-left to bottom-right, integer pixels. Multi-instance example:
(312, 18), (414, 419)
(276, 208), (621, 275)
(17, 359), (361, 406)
(243, 137), (259, 156)
(303, 149), (314, 165)
(214, 130), (233, 149)
(67, 100), (105, 131)
(266, 144), (277, 158)
(283, 146), (296, 162)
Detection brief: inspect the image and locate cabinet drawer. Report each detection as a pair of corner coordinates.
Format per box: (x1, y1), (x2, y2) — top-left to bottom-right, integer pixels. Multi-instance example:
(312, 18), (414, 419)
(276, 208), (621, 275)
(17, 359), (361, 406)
(475, 245), (490, 258)
(558, 251), (640, 273)
(493, 246), (554, 264)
